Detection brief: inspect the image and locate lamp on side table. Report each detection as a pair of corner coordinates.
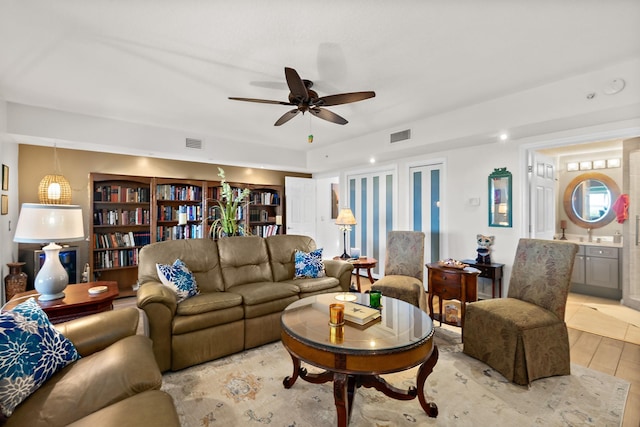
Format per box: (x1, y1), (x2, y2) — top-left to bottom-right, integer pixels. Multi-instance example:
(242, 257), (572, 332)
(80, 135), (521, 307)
(13, 203), (85, 301)
(335, 207), (357, 259)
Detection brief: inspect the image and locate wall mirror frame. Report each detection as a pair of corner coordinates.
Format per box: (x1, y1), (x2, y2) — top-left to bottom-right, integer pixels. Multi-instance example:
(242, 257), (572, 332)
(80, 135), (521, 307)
(563, 171), (620, 229)
(488, 167), (512, 228)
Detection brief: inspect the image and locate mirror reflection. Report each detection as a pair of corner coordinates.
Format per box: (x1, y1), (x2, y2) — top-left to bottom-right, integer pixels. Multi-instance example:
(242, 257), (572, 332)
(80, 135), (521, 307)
(571, 179), (611, 222)
(488, 168), (512, 228)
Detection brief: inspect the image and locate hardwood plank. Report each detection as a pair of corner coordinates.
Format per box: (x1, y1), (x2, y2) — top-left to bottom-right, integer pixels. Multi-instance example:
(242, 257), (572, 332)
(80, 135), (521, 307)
(590, 337), (624, 376)
(570, 330), (601, 367)
(622, 385), (640, 427)
(567, 327), (581, 347)
(620, 342), (640, 365)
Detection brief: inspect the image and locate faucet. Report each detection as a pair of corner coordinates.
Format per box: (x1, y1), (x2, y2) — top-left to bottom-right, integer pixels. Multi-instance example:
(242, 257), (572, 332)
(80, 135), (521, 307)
(587, 228), (592, 242)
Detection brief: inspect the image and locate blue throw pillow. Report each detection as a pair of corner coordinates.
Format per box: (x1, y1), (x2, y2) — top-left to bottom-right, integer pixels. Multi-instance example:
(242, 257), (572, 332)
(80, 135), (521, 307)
(294, 248), (325, 279)
(0, 298), (80, 417)
(156, 259), (199, 303)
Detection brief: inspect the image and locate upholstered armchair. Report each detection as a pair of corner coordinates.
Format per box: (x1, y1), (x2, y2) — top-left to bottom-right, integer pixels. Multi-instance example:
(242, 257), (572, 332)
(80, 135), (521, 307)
(462, 238), (579, 385)
(371, 230), (426, 311)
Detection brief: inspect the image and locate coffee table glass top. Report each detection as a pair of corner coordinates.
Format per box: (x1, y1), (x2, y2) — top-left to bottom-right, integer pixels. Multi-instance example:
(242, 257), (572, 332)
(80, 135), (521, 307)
(281, 292), (434, 354)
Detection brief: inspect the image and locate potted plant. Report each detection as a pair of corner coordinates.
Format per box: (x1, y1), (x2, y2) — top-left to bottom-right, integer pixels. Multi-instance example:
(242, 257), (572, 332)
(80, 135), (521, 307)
(209, 167), (251, 238)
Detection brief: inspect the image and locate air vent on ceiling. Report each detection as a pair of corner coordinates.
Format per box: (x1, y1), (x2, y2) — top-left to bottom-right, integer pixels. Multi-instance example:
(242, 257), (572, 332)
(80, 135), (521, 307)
(390, 129), (411, 144)
(185, 138), (202, 149)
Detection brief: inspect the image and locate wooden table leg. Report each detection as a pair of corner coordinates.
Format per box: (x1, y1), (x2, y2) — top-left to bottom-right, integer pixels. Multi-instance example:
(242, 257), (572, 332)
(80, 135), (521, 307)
(283, 351), (301, 388)
(416, 345), (439, 417)
(355, 267), (362, 292)
(333, 373), (351, 427)
(366, 267), (374, 284)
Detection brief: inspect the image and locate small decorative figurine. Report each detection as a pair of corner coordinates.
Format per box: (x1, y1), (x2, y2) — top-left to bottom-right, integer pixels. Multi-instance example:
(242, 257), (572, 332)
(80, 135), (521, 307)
(476, 234), (494, 264)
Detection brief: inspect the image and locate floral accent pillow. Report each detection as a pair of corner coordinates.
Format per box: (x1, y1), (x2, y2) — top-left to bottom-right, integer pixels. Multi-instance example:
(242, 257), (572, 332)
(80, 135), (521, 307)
(294, 248), (325, 279)
(156, 259), (199, 303)
(0, 298), (80, 417)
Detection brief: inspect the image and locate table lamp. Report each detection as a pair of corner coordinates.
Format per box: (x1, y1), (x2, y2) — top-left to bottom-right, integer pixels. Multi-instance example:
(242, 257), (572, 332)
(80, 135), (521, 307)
(13, 203), (85, 301)
(335, 208), (357, 259)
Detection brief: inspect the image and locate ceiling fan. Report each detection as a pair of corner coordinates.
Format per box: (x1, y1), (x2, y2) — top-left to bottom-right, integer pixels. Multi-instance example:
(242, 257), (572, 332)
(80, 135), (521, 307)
(229, 67), (375, 126)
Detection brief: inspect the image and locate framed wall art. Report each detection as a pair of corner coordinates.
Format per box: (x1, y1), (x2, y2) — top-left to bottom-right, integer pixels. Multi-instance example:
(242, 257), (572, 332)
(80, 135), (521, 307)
(2, 164), (8, 191)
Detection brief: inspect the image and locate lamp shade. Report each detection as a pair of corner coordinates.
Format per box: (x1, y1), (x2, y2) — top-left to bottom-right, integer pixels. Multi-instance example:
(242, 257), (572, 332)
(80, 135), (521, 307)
(335, 208), (357, 226)
(14, 203), (84, 243)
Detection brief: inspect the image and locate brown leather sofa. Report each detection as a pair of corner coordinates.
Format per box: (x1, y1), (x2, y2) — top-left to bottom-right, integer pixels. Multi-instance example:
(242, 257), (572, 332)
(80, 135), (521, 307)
(137, 235), (353, 372)
(5, 308), (180, 427)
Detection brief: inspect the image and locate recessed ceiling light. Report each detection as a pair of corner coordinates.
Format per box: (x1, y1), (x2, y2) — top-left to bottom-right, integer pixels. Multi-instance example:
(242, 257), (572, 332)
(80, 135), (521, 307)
(499, 133), (508, 141)
(370, 157), (376, 164)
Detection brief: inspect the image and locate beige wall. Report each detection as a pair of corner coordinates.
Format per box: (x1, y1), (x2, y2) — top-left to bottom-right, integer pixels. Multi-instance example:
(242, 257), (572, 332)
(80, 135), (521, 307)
(17, 144), (310, 272)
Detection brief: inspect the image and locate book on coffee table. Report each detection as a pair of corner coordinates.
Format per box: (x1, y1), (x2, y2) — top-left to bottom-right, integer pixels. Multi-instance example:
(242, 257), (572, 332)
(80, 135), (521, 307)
(343, 302), (381, 325)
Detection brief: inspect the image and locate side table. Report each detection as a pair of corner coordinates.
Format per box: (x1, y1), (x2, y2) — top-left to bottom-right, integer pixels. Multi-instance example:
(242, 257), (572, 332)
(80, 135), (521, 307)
(426, 263), (479, 330)
(333, 256), (377, 292)
(461, 259), (504, 298)
(2, 281), (119, 324)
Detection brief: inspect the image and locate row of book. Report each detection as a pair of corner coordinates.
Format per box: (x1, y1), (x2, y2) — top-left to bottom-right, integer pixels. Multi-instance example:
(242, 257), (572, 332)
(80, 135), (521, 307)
(156, 184), (202, 201)
(249, 208), (271, 222)
(251, 224), (280, 237)
(157, 204), (202, 222)
(94, 186), (151, 203)
(93, 208), (150, 226)
(156, 224), (204, 241)
(249, 191), (280, 205)
(94, 248), (140, 270)
(207, 205), (246, 220)
(93, 231), (151, 249)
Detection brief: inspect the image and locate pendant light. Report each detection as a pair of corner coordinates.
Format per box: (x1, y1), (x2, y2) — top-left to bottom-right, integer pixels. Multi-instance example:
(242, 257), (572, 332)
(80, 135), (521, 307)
(38, 143), (72, 204)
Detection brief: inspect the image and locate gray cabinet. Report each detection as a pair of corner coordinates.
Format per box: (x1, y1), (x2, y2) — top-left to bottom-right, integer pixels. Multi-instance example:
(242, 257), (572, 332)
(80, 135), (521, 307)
(571, 244), (621, 299)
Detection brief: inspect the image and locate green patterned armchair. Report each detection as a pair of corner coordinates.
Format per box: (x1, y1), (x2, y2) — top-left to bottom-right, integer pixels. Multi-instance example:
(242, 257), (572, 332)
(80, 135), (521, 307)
(371, 231), (426, 311)
(462, 238), (579, 385)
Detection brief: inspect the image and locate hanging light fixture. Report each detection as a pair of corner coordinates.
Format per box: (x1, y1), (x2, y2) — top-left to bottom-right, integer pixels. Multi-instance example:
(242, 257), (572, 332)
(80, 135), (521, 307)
(38, 143), (72, 204)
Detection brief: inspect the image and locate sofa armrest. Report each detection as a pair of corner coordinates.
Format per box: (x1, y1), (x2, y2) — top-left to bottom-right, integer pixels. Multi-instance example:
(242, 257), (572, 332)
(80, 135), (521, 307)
(54, 308), (139, 357)
(323, 259), (354, 292)
(136, 282), (177, 372)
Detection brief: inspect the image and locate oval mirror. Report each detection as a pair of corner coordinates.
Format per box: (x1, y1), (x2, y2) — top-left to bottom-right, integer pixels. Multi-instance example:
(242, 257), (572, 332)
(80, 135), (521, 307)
(563, 172), (620, 229)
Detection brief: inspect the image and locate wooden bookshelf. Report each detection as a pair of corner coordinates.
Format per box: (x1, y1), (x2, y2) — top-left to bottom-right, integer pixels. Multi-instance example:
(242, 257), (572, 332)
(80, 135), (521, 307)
(90, 173), (284, 294)
(90, 173), (152, 296)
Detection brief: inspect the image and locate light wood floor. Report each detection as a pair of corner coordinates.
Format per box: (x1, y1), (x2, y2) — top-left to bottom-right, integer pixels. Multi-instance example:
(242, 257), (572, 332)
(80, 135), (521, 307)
(356, 278), (640, 427)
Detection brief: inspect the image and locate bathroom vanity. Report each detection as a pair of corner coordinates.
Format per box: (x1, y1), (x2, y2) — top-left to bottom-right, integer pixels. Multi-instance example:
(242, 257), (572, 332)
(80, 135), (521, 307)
(571, 243), (621, 300)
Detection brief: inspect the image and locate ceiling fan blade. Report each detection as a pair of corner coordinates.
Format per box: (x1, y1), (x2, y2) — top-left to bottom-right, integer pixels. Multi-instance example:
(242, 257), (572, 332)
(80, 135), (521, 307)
(274, 109), (301, 126)
(310, 107), (348, 125)
(284, 67), (308, 102)
(229, 97), (293, 106)
(316, 91), (376, 107)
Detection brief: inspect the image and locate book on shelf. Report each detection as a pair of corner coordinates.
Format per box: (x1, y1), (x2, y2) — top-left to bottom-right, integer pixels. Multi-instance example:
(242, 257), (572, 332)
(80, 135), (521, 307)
(343, 302), (381, 325)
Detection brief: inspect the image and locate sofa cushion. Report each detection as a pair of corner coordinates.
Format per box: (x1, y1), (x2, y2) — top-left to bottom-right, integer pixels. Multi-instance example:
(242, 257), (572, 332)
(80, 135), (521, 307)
(265, 234), (316, 282)
(139, 239), (225, 293)
(218, 236), (273, 289)
(228, 281), (300, 306)
(294, 248), (325, 278)
(176, 291), (243, 316)
(7, 335), (162, 427)
(281, 276), (340, 294)
(0, 298), (80, 417)
(156, 259), (199, 303)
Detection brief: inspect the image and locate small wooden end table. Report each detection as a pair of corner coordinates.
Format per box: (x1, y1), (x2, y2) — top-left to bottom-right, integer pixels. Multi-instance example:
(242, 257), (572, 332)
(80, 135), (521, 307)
(426, 263), (479, 330)
(333, 256), (377, 292)
(461, 259), (505, 298)
(3, 281), (119, 324)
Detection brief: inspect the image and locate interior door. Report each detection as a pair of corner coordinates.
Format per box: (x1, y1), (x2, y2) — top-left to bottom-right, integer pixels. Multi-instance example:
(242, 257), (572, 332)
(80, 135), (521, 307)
(529, 152), (556, 239)
(284, 176), (316, 239)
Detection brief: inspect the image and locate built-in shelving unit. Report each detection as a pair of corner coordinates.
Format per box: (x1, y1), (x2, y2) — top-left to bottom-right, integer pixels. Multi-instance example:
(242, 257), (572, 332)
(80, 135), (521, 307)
(90, 173), (284, 294)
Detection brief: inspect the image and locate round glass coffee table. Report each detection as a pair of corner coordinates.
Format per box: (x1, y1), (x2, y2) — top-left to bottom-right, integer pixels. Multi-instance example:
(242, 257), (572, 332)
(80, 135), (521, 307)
(280, 292), (438, 426)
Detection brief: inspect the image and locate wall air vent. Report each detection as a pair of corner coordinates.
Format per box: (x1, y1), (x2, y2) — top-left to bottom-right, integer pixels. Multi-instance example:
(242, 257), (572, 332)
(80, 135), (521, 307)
(390, 129), (411, 144)
(185, 138), (202, 149)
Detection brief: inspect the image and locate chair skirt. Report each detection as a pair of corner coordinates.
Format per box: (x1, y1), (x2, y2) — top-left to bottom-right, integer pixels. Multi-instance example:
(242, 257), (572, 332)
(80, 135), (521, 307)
(462, 298), (570, 385)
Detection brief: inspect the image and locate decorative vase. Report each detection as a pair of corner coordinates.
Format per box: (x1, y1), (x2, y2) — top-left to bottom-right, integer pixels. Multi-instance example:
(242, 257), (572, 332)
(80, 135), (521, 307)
(4, 262), (28, 302)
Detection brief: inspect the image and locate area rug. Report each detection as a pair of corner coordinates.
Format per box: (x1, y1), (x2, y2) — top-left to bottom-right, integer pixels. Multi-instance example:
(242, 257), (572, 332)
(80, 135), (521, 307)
(161, 328), (629, 427)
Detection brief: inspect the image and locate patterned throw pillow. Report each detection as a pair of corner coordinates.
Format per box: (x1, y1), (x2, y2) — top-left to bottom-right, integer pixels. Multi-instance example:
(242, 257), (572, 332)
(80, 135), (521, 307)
(156, 259), (199, 303)
(294, 248), (325, 279)
(0, 298), (80, 417)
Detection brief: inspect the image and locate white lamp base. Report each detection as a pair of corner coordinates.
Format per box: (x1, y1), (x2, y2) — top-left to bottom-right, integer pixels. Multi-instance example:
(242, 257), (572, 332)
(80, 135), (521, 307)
(34, 242), (69, 301)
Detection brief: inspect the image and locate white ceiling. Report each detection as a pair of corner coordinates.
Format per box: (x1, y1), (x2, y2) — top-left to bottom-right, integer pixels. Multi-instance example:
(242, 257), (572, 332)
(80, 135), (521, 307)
(1, 1), (640, 172)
